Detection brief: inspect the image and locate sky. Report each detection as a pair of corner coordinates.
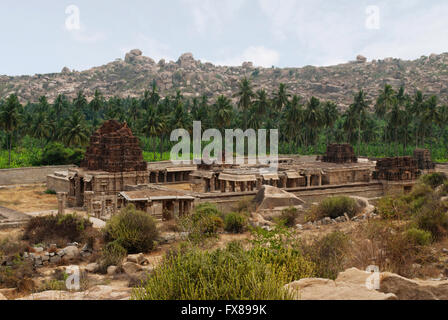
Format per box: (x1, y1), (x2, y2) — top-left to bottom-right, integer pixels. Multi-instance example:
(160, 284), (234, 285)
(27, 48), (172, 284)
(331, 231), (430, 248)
(1, 0), (448, 76)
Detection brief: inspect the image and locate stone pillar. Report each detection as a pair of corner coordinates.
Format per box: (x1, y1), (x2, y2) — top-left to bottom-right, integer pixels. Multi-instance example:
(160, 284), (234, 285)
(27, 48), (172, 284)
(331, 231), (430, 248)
(221, 181), (227, 193)
(155, 172), (159, 184)
(83, 191), (94, 215)
(256, 178), (262, 190)
(318, 174), (322, 186)
(178, 200), (184, 217)
(210, 177), (216, 192)
(57, 192), (67, 215)
(164, 171), (168, 183)
(307, 175), (311, 188)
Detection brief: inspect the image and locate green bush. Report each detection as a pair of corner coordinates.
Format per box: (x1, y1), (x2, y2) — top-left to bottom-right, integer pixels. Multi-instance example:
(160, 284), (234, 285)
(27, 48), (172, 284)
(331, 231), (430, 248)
(311, 196), (358, 220)
(44, 189), (57, 195)
(405, 228), (432, 246)
(279, 207), (299, 227)
(104, 205), (158, 254)
(98, 241), (127, 274)
(224, 212), (247, 233)
(179, 203), (224, 242)
(23, 213), (92, 245)
(421, 173), (448, 189)
(133, 241), (315, 300)
(300, 231), (349, 279)
(36, 142), (85, 166)
(414, 202), (448, 240)
(376, 196), (409, 219)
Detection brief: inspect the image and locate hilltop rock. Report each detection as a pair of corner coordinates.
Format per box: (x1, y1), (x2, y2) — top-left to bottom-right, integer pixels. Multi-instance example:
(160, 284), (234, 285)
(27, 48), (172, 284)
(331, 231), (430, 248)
(356, 55), (367, 63)
(177, 53), (196, 69)
(4, 51), (448, 109)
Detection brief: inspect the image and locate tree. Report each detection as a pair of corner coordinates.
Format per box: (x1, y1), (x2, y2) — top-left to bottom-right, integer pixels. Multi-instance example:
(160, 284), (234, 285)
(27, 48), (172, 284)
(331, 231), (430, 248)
(0, 94), (21, 166)
(322, 101), (339, 145)
(304, 96), (322, 148)
(73, 90), (88, 112)
(213, 95), (234, 134)
(61, 112), (89, 147)
(273, 83), (290, 112)
(53, 94), (67, 122)
(89, 89), (104, 127)
(140, 107), (164, 159)
(375, 84), (395, 118)
(348, 90), (369, 156)
(234, 78), (254, 129)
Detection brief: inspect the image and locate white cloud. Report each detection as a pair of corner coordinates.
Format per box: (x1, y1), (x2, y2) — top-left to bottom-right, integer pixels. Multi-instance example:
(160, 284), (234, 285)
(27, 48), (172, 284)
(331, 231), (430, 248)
(70, 28), (106, 44)
(216, 46), (280, 67)
(182, 0), (244, 35)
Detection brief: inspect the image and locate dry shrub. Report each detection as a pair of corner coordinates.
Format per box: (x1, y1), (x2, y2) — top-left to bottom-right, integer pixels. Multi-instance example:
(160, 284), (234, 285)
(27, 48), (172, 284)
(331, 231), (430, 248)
(98, 241), (127, 274)
(279, 207), (299, 227)
(223, 212), (248, 233)
(300, 231), (350, 279)
(23, 213), (93, 246)
(233, 197), (256, 213)
(348, 220), (434, 278)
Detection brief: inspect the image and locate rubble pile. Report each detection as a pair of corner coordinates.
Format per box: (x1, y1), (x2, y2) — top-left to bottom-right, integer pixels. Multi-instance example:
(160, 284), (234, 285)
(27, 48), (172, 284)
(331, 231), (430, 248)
(81, 120), (147, 173)
(373, 157), (420, 181)
(322, 144), (358, 164)
(413, 149), (435, 170)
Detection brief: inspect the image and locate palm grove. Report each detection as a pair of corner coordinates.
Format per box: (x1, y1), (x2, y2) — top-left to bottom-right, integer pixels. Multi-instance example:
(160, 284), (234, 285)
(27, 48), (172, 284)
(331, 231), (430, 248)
(0, 78), (447, 168)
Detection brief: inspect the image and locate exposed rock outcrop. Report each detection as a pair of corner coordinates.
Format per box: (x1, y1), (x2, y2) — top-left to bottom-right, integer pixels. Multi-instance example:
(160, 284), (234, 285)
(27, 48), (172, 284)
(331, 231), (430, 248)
(4, 50), (448, 108)
(286, 267), (448, 300)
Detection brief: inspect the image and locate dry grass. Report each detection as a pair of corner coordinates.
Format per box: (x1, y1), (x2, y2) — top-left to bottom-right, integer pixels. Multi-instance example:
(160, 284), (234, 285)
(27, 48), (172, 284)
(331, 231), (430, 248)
(0, 185), (58, 212)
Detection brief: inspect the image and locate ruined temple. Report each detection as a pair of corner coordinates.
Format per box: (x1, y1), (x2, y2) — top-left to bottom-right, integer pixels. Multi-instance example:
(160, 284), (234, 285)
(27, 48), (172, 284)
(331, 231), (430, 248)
(373, 157), (420, 181)
(80, 120), (147, 172)
(413, 149), (435, 170)
(322, 144), (358, 164)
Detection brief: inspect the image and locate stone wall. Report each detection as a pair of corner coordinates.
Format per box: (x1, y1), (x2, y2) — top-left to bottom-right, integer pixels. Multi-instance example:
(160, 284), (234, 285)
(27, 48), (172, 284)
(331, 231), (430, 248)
(0, 165), (75, 186)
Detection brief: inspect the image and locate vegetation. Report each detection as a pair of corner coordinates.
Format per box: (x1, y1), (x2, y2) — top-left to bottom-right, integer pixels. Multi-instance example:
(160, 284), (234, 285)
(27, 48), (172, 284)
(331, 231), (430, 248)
(22, 213), (93, 246)
(104, 205), (158, 254)
(279, 207), (300, 227)
(179, 203), (224, 243)
(223, 212), (248, 233)
(98, 241), (127, 274)
(133, 233), (315, 300)
(309, 196), (359, 221)
(375, 174), (448, 240)
(1, 81), (448, 168)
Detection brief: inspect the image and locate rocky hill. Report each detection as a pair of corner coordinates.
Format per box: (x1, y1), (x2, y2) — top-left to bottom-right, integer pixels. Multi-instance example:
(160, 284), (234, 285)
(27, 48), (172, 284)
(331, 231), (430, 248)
(2, 49), (448, 108)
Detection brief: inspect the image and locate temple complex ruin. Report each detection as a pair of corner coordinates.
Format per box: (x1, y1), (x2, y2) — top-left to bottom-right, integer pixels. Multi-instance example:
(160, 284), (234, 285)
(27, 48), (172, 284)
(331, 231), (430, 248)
(47, 121), (434, 220)
(322, 144), (358, 164)
(373, 157), (420, 181)
(413, 149), (435, 170)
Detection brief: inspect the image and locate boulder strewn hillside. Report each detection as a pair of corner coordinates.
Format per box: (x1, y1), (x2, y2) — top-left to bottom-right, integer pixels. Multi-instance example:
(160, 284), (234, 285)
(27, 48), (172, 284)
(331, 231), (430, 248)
(2, 50), (448, 108)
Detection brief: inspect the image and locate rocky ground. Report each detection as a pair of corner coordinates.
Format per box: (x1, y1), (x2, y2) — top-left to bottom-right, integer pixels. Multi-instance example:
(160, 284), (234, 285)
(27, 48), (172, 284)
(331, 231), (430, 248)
(2, 49), (448, 108)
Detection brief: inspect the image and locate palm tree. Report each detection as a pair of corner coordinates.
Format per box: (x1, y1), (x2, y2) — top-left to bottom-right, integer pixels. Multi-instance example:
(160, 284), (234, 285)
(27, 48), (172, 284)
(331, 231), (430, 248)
(73, 90), (88, 112)
(304, 96), (322, 148)
(213, 95), (234, 134)
(348, 90), (369, 156)
(282, 95), (304, 148)
(140, 107), (164, 159)
(375, 84), (395, 118)
(411, 91), (425, 148)
(273, 83), (290, 112)
(61, 112), (89, 147)
(253, 89), (270, 118)
(0, 94), (21, 165)
(420, 95), (439, 148)
(31, 112), (52, 144)
(322, 101), (339, 145)
(234, 77), (254, 129)
(89, 89), (104, 127)
(53, 94), (67, 122)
